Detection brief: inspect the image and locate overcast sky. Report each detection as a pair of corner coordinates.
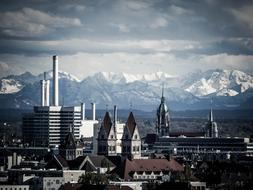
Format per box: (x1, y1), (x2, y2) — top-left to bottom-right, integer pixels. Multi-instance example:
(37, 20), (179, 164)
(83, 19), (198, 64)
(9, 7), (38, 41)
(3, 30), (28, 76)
(0, 0), (253, 79)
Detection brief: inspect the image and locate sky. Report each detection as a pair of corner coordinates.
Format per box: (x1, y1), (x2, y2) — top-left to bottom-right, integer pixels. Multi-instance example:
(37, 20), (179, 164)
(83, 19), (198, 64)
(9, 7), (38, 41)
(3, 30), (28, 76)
(0, 0), (253, 79)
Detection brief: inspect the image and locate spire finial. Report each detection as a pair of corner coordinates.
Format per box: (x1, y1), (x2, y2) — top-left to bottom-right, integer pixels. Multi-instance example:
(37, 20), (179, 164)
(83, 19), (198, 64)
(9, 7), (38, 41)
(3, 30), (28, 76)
(161, 84), (165, 103)
(210, 99), (213, 122)
(162, 83), (164, 98)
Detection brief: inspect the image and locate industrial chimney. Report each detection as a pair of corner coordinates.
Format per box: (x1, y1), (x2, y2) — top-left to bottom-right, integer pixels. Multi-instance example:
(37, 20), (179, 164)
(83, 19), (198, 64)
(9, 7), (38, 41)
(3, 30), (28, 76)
(53, 55), (59, 106)
(41, 72), (50, 106)
(81, 103), (85, 120)
(44, 72), (50, 106)
(91, 103), (96, 120)
(40, 79), (45, 106)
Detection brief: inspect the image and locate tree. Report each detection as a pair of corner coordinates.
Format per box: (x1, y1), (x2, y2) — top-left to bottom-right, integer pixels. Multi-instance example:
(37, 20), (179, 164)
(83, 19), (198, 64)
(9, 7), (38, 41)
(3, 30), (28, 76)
(78, 173), (109, 185)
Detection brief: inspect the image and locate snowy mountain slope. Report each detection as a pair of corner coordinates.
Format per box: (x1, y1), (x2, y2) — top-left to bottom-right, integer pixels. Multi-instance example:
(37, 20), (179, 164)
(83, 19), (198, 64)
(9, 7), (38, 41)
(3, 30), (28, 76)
(38, 71), (81, 82)
(0, 69), (253, 110)
(0, 79), (23, 94)
(91, 71), (176, 84)
(184, 69), (253, 97)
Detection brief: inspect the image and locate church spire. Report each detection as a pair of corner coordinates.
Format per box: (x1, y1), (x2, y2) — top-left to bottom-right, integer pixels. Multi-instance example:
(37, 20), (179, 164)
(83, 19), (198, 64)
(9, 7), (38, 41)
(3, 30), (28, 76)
(209, 108), (213, 122)
(161, 84), (165, 103)
(209, 99), (213, 122)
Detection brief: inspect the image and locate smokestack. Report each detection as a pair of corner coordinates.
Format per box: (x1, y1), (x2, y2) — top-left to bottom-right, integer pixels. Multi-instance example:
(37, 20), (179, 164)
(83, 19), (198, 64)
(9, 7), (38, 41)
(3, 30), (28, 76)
(81, 103), (85, 120)
(91, 103), (96, 120)
(53, 55), (59, 106)
(40, 80), (45, 106)
(45, 80), (50, 106)
(113, 105), (117, 125)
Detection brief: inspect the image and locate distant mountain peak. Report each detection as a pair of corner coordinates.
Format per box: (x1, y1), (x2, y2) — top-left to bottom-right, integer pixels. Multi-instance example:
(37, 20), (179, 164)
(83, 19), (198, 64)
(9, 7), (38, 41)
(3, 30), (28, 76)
(38, 70), (81, 82)
(92, 71), (177, 84)
(184, 69), (253, 96)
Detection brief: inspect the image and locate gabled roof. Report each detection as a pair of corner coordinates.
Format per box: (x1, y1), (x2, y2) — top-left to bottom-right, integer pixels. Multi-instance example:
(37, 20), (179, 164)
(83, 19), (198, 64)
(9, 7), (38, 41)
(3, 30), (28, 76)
(116, 158), (184, 180)
(89, 155), (115, 168)
(60, 131), (82, 149)
(102, 112), (113, 137)
(126, 112), (137, 138)
(46, 155), (69, 170)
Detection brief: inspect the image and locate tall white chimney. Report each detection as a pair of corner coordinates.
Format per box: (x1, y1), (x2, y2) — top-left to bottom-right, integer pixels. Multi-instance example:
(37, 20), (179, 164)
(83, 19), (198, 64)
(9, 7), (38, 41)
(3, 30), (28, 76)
(53, 55), (59, 106)
(40, 80), (45, 106)
(91, 103), (96, 120)
(45, 80), (50, 106)
(81, 103), (85, 120)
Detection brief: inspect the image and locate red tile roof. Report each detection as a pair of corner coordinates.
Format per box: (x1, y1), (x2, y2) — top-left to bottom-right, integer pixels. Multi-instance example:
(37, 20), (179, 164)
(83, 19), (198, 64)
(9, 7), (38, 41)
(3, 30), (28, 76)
(119, 158), (184, 180)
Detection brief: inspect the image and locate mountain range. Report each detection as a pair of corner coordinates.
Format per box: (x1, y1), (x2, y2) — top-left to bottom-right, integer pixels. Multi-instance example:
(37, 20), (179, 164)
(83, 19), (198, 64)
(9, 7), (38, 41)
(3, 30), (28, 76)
(0, 69), (253, 110)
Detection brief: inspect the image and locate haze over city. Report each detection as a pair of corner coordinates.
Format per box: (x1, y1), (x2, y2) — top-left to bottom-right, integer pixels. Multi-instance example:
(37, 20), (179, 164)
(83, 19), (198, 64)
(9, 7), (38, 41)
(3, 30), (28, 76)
(0, 0), (253, 79)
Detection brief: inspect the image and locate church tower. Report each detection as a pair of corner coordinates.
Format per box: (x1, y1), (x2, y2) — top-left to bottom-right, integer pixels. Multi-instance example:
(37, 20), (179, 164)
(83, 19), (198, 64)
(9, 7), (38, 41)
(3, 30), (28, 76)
(205, 108), (218, 138)
(156, 87), (170, 137)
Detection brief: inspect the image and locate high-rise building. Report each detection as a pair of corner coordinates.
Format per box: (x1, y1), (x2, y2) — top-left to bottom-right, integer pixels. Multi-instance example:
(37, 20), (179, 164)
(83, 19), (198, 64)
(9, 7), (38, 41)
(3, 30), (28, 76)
(156, 88), (170, 137)
(22, 55), (82, 147)
(23, 106), (82, 147)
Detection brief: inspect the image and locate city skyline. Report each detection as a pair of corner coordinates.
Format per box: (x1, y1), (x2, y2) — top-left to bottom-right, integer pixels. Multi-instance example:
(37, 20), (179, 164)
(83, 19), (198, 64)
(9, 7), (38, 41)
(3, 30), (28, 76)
(0, 0), (253, 79)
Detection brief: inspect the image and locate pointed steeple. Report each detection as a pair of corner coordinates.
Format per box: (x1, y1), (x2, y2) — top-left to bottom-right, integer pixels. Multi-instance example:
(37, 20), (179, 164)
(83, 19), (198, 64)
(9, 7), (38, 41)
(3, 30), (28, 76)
(209, 99), (213, 122)
(103, 111), (113, 136)
(161, 84), (165, 103)
(209, 108), (213, 122)
(126, 112), (136, 137)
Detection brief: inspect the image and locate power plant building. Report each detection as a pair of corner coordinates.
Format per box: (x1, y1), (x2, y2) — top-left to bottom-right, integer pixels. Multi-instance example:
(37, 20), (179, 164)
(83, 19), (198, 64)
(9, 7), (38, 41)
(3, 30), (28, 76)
(22, 55), (82, 147)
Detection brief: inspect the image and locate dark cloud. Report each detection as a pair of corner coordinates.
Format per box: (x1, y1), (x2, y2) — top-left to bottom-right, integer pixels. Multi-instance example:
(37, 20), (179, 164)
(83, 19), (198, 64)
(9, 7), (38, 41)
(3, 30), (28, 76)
(0, 0), (253, 77)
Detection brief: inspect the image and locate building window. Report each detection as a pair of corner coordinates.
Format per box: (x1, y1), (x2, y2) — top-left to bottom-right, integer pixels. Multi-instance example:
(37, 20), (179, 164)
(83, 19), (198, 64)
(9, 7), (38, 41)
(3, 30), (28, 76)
(110, 135), (114, 139)
(135, 134), (138, 139)
(56, 180), (60, 184)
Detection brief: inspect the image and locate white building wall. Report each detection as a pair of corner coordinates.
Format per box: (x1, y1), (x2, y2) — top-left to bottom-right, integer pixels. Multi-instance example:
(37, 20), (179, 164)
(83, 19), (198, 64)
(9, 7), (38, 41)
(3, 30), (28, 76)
(43, 177), (65, 190)
(0, 185), (29, 190)
(63, 170), (86, 184)
(115, 123), (124, 154)
(80, 120), (98, 138)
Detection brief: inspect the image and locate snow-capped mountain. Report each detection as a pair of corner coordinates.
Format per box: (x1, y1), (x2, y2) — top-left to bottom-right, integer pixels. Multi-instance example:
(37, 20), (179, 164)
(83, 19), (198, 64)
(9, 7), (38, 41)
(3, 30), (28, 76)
(184, 69), (253, 97)
(0, 69), (253, 110)
(91, 71), (176, 84)
(0, 79), (23, 94)
(38, 71), (81, 82)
